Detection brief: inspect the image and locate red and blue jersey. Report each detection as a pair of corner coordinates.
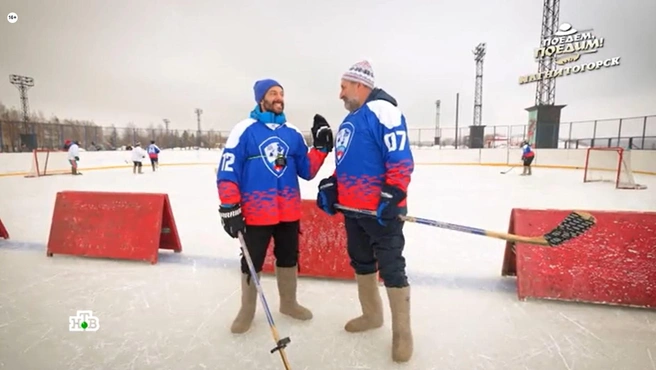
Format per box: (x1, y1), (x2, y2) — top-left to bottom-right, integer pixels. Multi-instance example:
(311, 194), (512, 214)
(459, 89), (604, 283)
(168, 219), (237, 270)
(522, 143), (534, 158)
(217, 118), (328, 225)
(333, 88), (414, 211)
(147, 144), (160, 159)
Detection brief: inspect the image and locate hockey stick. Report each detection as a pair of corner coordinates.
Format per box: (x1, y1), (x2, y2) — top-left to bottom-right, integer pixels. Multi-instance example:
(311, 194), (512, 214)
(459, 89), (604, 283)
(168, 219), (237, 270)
(237, 232), (293, 369)
(500, 166), (516, 174)
(334, 204), (596, 247)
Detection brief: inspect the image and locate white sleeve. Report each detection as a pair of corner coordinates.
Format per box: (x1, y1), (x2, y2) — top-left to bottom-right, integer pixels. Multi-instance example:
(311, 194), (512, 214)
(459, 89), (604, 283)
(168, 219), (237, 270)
(68, 145), (79, 158)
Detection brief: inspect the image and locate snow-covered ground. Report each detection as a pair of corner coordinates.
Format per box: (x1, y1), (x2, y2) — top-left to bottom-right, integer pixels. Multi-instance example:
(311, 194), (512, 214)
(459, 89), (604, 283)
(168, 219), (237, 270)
(0, 162), (655, 370)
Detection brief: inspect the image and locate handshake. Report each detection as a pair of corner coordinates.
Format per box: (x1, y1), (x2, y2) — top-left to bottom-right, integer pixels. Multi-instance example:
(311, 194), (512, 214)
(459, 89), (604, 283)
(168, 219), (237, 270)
(315, 176), (407, 226)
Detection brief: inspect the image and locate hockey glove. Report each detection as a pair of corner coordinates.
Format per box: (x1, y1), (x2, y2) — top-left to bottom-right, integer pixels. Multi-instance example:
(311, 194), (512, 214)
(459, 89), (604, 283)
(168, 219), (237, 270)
(311, 114), (334, 153)
(316, 176), (338, 215)
(219, 203), (246, 238)
(376, 184), (407, 226)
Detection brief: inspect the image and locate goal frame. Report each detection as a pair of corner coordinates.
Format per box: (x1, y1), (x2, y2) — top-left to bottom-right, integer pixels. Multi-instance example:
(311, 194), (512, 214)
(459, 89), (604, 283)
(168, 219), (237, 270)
(25, 149), (72, 178)
(583, 147), (647, 190)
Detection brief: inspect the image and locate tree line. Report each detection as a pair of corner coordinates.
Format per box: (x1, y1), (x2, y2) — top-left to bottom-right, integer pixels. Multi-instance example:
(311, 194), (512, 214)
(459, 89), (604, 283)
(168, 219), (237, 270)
(0, 102), (230, 152)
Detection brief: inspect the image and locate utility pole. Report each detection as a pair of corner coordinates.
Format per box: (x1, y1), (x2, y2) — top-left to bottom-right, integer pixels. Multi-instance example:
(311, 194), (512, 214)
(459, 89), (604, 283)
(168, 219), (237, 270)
(163, 118), (170, 132)
(455, 93), (460, 149)
(434, 99), (441, 146)
(194, 108), (203, 147)
(9, 74), (34, 133)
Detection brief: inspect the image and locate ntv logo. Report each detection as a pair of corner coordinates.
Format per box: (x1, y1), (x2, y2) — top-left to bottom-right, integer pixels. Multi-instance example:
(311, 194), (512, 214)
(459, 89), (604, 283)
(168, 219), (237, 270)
(69, 310), (100, 332)
(519, 23), (621, 85)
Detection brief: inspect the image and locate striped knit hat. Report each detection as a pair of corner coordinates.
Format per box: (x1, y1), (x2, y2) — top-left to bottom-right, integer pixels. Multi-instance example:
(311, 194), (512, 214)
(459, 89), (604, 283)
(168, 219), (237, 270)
(341, 60), (375, 89)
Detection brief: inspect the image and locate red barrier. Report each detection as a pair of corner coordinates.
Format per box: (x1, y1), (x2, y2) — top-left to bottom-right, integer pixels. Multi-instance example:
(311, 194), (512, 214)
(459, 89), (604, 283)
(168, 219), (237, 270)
(502, 208), (656, 309)
(46, 191), (182, 264)
(261, 200), (354, 280)
(0, 217), (9, 239)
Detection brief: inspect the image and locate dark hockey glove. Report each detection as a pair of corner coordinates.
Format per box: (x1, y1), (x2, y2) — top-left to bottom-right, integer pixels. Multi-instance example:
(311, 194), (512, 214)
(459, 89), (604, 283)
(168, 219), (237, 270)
(316, 176), (338, 215)
(74, 156), (80, 161)
(311, 114), (334, 153)
(376, 184), (407, 226)
(219, 203), (246, 238)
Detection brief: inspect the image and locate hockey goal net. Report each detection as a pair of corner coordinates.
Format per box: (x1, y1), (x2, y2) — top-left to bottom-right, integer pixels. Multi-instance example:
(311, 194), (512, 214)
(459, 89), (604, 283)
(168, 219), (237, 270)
(25, 149), (72, 178)
(583, 147), (647, 189)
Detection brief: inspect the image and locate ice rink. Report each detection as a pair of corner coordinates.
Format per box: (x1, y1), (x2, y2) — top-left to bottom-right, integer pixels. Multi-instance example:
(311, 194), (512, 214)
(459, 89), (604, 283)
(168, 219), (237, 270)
(1, 159), (655, 370)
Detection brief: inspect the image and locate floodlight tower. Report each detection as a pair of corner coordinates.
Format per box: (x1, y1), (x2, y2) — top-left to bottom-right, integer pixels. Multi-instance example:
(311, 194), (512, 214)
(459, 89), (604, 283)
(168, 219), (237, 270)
(535, 0), (559, 105)
(163, 118), (170, 132)
(9, 74), (34, 132)
(525, 0), (566, 149)
(194, 108), (203, 147)
(469, 43), (486, 148)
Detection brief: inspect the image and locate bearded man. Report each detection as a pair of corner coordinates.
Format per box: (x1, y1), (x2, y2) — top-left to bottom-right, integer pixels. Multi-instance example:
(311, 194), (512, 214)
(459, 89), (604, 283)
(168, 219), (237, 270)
(316, 61), (415, 363)
(217, 78), (334, 334)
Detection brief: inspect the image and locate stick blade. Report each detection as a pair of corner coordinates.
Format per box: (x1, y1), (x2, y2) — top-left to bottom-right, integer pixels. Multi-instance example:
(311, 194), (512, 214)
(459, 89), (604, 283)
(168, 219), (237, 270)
(543, 211), (596, 246)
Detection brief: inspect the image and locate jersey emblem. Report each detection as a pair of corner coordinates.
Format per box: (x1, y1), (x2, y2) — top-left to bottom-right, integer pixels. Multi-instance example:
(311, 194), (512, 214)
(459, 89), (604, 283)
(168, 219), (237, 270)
(335, 122), (354, 165)
(258, 137), (290, 178)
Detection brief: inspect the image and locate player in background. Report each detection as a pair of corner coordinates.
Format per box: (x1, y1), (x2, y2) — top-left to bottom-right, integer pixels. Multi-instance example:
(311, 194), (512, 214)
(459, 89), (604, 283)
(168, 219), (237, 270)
(64, 139), (81, 175)
(316, 60), (415, 363)
(147, 140), (161, 172)
(521, 140), (535, 176)
(130, 142), (147, 174)
(217, 78), (333, 334)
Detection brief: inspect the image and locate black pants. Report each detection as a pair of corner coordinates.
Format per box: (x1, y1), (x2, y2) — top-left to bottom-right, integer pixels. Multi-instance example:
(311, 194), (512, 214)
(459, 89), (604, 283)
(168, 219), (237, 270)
(240, 221), (300, 274)
(523, 156), (534, 166)
(345, 216), (408, 288)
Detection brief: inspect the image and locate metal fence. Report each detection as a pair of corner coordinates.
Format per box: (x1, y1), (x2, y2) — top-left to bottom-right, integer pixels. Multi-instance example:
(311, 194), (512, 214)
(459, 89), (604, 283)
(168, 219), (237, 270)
(1, 114), (654, 152)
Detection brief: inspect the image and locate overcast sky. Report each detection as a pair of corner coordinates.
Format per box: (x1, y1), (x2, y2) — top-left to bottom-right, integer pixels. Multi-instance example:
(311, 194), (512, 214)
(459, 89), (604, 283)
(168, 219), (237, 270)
(1, 0), (654, 138)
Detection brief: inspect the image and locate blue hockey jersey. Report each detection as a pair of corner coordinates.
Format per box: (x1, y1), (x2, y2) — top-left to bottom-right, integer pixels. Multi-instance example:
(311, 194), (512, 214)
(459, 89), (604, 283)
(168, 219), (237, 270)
(217, 118), (328, 225)
(147, 144), (160, 158)
(332, 88), (414, 211)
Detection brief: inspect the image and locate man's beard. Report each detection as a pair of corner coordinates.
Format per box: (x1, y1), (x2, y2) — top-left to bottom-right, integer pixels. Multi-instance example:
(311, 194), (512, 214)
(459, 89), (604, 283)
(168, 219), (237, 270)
(342, 97), (361, 112)
(262, 99), (284, 114)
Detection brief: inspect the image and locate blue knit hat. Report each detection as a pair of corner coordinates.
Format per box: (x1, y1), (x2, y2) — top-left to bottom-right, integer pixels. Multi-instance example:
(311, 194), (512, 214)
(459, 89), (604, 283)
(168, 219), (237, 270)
(253, 79), (282, 103)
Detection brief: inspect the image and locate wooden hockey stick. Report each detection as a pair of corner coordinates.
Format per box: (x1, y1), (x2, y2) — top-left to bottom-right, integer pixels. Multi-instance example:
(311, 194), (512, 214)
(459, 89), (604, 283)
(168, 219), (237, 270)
(334, 204), (596, 247)
(237, 232), (293, 369)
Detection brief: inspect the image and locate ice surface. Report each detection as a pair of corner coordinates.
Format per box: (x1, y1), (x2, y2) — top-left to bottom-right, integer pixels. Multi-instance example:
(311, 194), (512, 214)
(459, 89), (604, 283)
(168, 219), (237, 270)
(1, 160), (655, 370)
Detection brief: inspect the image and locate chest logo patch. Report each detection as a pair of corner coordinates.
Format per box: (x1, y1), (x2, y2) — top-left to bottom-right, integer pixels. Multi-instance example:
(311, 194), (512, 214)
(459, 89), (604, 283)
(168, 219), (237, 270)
(335, 122), (355, 165)
(258, 137), (290, 178)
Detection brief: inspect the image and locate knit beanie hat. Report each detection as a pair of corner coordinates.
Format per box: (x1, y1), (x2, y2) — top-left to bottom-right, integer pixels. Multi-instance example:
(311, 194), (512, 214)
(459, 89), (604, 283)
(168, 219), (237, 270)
(253, 79), (283, 103)
(341, 60), (375, 89)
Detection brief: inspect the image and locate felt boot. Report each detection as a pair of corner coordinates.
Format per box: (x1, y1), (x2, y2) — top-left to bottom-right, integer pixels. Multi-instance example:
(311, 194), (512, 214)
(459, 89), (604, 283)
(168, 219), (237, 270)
(344, 273), (384, 332)
(230, 273), (258, 334)
(276, 266), (312, 320)
(387, 286), (413, 363)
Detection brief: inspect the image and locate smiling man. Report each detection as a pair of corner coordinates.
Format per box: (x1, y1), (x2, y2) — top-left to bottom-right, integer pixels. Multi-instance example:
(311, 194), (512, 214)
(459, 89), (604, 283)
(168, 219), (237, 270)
(316, 60), (415, 363)
(217, 78), (334, 334)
